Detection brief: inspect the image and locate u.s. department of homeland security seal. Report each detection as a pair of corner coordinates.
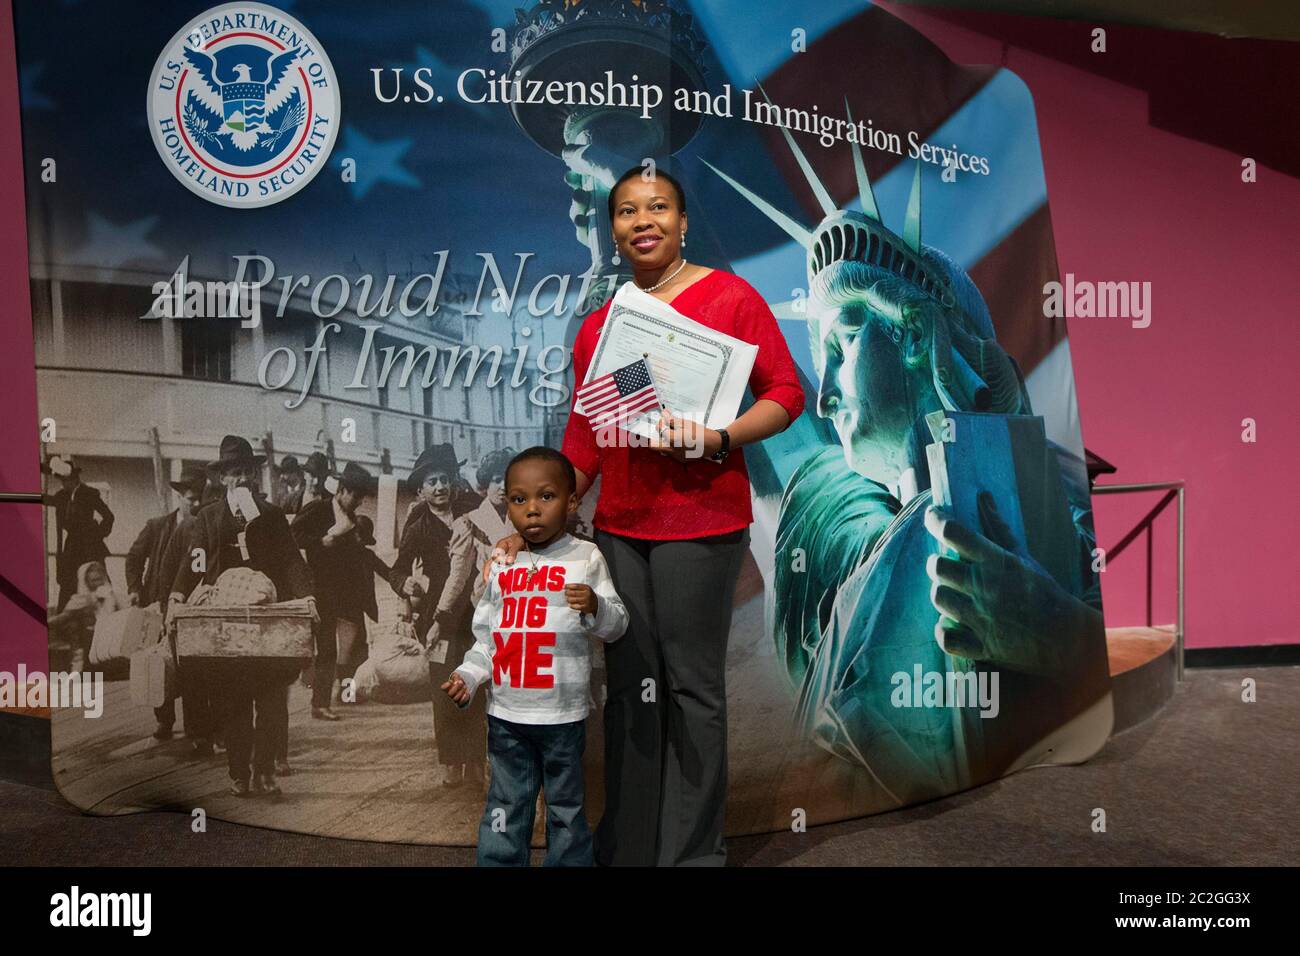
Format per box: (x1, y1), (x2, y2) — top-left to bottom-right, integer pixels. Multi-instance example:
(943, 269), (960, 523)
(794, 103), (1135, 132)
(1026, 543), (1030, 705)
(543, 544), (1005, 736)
(147, 2), (339, 208)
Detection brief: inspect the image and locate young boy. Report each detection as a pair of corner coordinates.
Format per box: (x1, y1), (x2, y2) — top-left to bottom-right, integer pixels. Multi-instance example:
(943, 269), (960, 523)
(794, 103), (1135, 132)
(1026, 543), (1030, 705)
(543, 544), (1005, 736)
(442, 447), (627, 866)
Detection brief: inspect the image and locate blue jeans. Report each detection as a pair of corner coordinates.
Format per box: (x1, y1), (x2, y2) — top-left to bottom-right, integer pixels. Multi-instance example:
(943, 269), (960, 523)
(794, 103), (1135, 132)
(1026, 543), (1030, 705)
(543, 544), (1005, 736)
(476, 715), (592, 867)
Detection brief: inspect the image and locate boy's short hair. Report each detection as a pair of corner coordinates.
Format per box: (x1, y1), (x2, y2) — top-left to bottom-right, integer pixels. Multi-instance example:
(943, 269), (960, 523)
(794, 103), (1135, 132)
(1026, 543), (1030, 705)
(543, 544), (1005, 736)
(506, 446), (576, 496)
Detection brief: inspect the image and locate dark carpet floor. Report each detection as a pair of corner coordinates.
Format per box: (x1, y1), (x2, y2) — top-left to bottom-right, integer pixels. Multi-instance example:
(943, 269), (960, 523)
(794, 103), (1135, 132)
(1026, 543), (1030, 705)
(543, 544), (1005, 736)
(1, 665), (1295, 866)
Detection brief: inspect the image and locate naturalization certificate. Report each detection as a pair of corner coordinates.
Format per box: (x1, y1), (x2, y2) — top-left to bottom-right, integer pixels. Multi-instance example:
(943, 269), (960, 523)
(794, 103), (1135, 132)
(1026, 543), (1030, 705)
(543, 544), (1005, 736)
(581, 281), (758, 441)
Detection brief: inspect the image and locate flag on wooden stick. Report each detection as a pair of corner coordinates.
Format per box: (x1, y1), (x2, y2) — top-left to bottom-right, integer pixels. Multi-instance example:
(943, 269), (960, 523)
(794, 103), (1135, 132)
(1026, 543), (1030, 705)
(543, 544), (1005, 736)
(574, 357), (661, 431)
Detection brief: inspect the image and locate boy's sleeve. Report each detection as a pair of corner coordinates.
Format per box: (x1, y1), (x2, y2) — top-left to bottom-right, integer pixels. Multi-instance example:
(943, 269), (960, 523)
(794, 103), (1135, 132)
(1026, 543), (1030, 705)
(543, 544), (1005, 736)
(453, 570), (498, 703)
(581, 548), (628, 643)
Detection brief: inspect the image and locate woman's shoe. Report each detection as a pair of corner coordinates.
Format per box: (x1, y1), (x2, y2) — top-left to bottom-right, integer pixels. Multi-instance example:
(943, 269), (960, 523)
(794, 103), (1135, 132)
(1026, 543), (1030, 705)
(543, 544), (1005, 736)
(311, 706), (340, 721)
(253, 773), (281, 797)
(229, 778), (251, 798)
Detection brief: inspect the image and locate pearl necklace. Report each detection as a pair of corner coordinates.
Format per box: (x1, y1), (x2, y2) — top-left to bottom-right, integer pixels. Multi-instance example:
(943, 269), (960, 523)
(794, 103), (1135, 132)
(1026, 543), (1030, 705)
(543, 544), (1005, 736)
(636, 258), (687, 293)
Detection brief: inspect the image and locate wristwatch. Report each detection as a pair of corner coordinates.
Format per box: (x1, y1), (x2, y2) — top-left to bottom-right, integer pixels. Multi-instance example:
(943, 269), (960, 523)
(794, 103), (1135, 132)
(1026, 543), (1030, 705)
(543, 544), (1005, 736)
(710, 428), (731, 462)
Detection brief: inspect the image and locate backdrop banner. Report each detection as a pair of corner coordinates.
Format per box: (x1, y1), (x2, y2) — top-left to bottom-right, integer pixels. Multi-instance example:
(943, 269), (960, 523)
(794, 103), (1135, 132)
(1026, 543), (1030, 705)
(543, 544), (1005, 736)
(12, 0), (1111, 843)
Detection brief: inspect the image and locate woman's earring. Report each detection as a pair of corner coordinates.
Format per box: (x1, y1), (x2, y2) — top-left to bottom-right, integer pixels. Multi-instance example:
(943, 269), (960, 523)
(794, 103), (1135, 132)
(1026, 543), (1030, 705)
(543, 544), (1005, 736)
(681, 232), (687, 248)
(611, 238), (620, 266)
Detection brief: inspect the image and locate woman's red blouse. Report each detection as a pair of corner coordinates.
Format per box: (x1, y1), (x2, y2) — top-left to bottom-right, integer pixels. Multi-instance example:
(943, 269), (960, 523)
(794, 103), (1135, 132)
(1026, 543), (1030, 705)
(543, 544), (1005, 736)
(561, 269), (805, 541)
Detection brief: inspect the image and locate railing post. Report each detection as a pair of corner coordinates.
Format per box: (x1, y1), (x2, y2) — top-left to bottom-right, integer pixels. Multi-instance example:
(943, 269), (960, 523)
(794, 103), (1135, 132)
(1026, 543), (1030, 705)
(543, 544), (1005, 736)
(1177, 485), (1185, 682)
(1145, 525), (1153, 628)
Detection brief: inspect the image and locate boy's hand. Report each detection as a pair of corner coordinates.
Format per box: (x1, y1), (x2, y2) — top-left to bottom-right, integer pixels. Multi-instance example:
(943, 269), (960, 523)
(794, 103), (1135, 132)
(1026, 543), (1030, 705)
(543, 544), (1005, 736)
(441, 672), (471, 707)
(565, 583), (598, 616)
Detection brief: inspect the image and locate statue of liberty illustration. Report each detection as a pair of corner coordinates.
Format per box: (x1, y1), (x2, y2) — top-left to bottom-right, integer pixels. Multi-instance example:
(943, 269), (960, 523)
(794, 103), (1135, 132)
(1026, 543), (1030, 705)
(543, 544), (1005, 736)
(704, 92), (1111, 806)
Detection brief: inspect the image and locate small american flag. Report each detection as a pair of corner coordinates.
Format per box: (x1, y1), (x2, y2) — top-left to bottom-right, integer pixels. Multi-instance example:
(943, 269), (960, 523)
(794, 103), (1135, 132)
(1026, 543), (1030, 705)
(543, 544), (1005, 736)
(575, 358), (661, 431)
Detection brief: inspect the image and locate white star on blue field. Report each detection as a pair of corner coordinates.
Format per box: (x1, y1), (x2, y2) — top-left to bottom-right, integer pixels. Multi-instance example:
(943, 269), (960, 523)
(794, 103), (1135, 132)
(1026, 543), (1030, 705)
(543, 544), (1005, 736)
(70, 214), (163, 270)
(335, 126), (421, 200)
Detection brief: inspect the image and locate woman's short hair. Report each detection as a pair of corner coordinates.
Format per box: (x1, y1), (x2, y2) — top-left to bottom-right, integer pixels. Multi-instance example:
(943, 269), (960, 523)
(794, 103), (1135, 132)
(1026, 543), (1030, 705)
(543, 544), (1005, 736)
(607, 165), (687, 221)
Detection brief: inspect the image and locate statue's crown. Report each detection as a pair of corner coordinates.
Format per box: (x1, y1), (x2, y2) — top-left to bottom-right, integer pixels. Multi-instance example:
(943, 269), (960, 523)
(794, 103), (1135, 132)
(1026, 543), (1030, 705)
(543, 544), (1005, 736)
(702, 89), (956, 311)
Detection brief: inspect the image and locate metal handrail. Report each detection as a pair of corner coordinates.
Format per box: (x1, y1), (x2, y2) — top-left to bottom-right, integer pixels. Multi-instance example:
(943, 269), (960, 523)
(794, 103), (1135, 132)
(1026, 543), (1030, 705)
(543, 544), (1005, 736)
(1092, 480), (1185, 680)
(0, 491), (49, 624)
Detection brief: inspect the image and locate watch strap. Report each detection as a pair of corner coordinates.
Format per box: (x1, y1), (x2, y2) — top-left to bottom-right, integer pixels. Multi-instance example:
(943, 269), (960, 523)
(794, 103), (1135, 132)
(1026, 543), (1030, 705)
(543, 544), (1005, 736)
(712, 428), (731, 461)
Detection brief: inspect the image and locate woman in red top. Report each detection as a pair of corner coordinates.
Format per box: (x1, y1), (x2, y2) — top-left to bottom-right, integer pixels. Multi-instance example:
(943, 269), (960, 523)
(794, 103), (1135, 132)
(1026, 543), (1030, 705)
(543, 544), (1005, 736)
(493, 167), (804, 866)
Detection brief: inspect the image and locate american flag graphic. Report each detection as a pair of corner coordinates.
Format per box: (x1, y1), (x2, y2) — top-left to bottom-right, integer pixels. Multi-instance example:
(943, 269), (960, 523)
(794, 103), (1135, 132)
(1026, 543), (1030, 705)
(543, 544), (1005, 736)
(575, 358), (661, 431)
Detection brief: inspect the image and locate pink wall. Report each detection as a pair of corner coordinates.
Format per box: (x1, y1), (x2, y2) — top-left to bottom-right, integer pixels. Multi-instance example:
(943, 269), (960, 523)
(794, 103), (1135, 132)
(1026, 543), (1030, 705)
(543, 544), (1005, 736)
(0, 0), (46, 677)
(0, 6), (1293, 656)
(885, 3), (1299, 648)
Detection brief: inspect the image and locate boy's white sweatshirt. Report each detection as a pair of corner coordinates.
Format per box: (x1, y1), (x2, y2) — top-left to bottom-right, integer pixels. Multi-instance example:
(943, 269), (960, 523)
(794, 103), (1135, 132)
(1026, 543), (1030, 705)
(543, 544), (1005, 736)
(454, 533), (627, 724)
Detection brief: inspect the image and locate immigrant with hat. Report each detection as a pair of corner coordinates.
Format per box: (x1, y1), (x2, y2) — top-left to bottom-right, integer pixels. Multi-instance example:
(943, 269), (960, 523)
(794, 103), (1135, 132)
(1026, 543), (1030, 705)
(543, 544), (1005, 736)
(349, 514), (392, 630)
(127, 465), (208, 608)
(168, 435), (315, 798)
(422, 447), (513, 792)
(125, 464), (209, 741)
(389, 443), (484, 787)
(160, 475), (222, 755)
(273, 455), (306, 513)
(42, 455), (116, 613)
(440, 448), (515, 612)
(338, 514), (392, 687)
(300, 452), (331, 510)
(291, 461), (379, 721)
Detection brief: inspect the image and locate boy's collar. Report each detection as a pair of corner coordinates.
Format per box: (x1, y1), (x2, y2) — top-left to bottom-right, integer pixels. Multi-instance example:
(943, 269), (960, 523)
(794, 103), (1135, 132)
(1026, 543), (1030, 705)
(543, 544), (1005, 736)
(524, 530), (570, 553)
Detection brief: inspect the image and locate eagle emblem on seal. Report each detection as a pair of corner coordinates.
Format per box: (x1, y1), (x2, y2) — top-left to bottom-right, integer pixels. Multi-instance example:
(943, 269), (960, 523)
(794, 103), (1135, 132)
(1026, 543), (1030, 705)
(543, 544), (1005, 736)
(181, 43), (306, 158)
